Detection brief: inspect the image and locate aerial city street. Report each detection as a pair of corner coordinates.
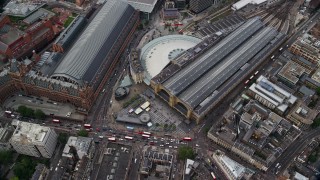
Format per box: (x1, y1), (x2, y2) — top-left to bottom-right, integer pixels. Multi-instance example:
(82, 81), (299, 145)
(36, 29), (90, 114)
(0, 0), (320, 179)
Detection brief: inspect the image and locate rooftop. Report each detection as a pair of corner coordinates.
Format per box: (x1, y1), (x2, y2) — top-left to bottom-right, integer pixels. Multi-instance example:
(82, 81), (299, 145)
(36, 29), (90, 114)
(10, 121), (50, 145)
(249, 75), (297, 112)
(294, 171), (309, 180)
(140, 35), (201, 84)
(96, 143), (132, 180)
(311, 68), (320, 84)
(51, 0), (136, 85)
(62, 136), (92, 159)
(0, 27), (25, 45)
(287, 100), (318, 125)
(54, 16), (86, 46)
(23, 8), (55, 24)
(232, 0), (267, 10)
(162, 18), (279, 110)
(127, 0), (158, 13)
(220, 155), (246, 179)
(3, 1), (44, 17)
(277, 61), (308, 85)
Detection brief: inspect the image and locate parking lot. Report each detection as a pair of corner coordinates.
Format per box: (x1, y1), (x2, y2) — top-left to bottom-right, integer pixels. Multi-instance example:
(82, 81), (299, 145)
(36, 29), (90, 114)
(3, 93), (86, 121)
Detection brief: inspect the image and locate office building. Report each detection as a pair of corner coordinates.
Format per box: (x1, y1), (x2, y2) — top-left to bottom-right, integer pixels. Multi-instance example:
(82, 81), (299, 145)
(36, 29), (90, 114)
(286, 100), (318, 128)
(277, 60), (311, 88)
(0, 123), (14, 150)
(289, 35), (320, 66)
(10, 121), (58, 158)
(248, 75), (297, 115)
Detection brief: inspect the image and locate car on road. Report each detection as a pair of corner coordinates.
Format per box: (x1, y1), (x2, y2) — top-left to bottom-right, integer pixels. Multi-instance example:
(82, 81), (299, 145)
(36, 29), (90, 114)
(174, 146), (178, 149)
(160, 144), (164, 147)
(66, 112), (71, 117)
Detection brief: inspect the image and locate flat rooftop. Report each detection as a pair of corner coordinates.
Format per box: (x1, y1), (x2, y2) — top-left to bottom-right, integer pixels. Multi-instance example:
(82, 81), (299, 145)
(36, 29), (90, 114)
(62, 136), (92, 159)
(311, 68), (320, 83)
(277, 61), (307, 85)
(96, 143), (132, 180)
(0, 27), (24, 45)
(249, 75), (297, 112)
(220, 155), (246, 179)
(10, 121), (50, 145)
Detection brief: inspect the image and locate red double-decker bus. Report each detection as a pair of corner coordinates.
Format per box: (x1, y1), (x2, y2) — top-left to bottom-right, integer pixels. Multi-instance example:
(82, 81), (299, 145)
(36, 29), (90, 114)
(108, 137), (116, 142)
(143, 132), (151, 135)
(125, 136), (133, 140)
(52, 119), (60, 123)
(142, 134), (150, 138)
(183, 137), (192, 141)
(84, 124), (92, 129)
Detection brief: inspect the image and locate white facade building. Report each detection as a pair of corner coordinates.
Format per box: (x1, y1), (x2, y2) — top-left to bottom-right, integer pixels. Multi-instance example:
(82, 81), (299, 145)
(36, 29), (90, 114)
(10, 121), (57, 158)
(248, 75), (297, 114)
(62, 136), (93, 159)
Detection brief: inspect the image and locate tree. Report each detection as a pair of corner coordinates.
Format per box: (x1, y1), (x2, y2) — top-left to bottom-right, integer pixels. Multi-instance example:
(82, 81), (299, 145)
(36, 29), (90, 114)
(171, 124), (176, 131)
(25, 108), (34, 118)
(34, 109), (45, 120)
(316, 87), (320, 95)
(0, 150), (13, 165)
(204, 127), (210, 134)
(155, 123), (160, 127)
(144, 20), (149, 26)
(77, 130), (88, 137)
(17, 106), (27, 116)
(58, 133), (68, 145)
(138, 23), (144, 30)
(311, 118), (320, 128)
(178, 146), (196, 160)
(10, 177), (19, 180)
(308, 153), (318, 163)
(13, 156), (36, 180)
(164, 124), (169, 131)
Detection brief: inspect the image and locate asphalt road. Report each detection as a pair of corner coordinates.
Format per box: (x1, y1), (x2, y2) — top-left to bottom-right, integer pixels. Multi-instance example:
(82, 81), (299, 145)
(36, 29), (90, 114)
(272, 128), (320, 174)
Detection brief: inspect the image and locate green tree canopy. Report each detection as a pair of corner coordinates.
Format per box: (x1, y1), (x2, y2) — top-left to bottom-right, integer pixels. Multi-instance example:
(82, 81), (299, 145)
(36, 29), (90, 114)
(204, 127), (210, 134)
(308, 153), (318, 163)
(34, 109), (45, 120)
(17, 106), (27, 116)
(58, 133), (68, 144)
(17, 106), (35, 118)
(13, 156), (36, 180)
(0, 150), (13, 165)
(178, 146), (196, 160)
(316, 87), (320, 95)
(311, 118), (320, 128)
(10, 176), (19, 180)
(77, 129), (89, 137)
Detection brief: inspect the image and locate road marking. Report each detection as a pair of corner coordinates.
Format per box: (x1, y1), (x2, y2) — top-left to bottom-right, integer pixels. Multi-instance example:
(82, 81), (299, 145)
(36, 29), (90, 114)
(198, 123), (206, 133)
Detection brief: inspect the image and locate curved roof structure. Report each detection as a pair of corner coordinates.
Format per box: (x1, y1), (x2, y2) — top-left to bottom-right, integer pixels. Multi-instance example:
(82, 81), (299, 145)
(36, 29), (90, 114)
(127, 0), (158, 13)
(140, 35), (201, 84)
(52, 0), (135, 85)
